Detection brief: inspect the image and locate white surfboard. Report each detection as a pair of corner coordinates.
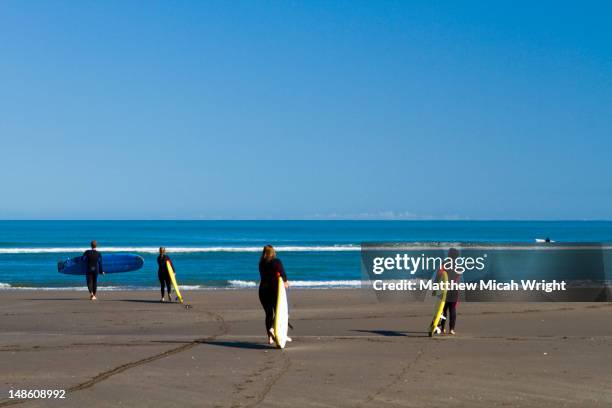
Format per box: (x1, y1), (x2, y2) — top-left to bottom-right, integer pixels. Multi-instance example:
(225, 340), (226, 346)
(273, 276), (289, 349)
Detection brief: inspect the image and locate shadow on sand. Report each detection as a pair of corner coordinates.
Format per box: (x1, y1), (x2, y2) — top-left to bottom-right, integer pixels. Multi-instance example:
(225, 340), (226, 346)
(351, 329), (429, 338)
(25, 298), (87, 301)
(198, 340), (272, 350)
(27, 298), (186, 304)
(113, 299), (180, 304)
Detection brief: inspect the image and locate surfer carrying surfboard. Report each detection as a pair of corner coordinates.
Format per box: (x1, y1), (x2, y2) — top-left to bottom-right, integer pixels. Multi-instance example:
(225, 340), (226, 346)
(82, 240), (104, 301)
(258, 245), (290, 345)
(438, 248), (461, 335)
(157, 247), (175, 302)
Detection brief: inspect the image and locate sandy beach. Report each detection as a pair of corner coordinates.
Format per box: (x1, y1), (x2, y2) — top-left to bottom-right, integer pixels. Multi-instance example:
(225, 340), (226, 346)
(1, 289), (611, 407)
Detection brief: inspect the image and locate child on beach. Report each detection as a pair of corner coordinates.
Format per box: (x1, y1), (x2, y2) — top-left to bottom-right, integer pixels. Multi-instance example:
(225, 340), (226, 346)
(258, 245), (290, 344)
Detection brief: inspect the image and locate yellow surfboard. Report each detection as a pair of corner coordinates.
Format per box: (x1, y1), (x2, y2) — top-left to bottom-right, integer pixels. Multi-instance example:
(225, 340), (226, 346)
(428, 270), (448, 337)
(166, 260), (183, 304)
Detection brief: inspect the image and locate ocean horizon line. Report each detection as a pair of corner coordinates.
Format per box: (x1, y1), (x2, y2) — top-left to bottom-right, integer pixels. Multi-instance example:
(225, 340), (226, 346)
(1, 219), (612, 222)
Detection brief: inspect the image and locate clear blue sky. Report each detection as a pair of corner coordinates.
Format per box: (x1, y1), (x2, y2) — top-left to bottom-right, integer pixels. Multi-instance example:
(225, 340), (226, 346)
(1, 1), (610, 220)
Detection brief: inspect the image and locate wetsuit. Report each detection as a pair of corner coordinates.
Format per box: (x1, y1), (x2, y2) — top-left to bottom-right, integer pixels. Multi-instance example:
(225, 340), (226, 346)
(440, 267), (460, 332)
(82, 249), (103, 295)
(157, 254), (173, 298)
(258, 258), (287, 335)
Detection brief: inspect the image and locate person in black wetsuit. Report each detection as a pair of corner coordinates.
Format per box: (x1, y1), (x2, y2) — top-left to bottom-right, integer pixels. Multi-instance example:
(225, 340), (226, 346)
(157, 247), (174, 302)
(440, 248), (461, 335)
(258, 245), (289, 344)
(82, 240), (104, 300)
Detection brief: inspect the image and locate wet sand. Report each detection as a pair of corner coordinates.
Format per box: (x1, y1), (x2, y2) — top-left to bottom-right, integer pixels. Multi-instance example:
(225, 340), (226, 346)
(1, 289), (611, 407)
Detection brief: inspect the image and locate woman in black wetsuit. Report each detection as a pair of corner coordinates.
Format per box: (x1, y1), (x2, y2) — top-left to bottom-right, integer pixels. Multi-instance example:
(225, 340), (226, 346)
(259, 245), (289, 344)
(157, 247), (174, 302)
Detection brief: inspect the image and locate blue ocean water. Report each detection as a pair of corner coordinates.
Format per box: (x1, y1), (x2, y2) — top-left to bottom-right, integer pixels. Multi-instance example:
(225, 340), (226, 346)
(0, 221), (611, 290)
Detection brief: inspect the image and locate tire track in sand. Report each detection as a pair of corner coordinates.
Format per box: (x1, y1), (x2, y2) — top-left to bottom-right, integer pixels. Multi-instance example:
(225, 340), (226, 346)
(245, 351), (292, 407)
(0, 311), (230, 407)
(223, 346), (292, 408)
(358, 340), (430, 406)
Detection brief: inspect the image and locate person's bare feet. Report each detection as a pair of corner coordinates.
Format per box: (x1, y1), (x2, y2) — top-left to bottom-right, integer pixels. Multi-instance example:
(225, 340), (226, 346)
(160, 297), (165, 302)
(268, 328), (275, 344)
(449, 330), (456, 335)
(89, 294), (94, 301)
(92, 295), (97, 301)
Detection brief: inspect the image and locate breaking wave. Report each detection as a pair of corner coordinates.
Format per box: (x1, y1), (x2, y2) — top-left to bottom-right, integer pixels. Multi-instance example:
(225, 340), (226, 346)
(0, 280), (361, 290)
(0, 245), (359, 254)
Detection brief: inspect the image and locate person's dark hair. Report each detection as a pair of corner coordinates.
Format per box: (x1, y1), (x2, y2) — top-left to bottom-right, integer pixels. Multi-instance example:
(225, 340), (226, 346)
(159, 247), (166, 255)
(91, 240), (97, 249)
(448, 247), (459, 259)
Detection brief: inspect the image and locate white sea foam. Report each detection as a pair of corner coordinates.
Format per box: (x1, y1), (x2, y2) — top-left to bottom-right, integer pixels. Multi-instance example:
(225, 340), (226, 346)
(0, 281), (361, 290)
(228, 280), (361, 289)
(288, 280), (361, 288)
(0, 245), (359, 254)
(228, 280), (258, 288)
(0, 285), (192, 291)
(0, 285), (91, 291)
